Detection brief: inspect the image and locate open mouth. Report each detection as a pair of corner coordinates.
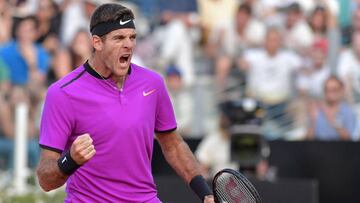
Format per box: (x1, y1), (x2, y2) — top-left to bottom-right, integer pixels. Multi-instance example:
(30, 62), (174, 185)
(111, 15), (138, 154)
(120, 54), (130, 64)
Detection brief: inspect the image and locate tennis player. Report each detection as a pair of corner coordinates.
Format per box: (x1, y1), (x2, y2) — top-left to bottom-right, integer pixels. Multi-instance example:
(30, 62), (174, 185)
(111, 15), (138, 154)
(36, 3), (214, 203)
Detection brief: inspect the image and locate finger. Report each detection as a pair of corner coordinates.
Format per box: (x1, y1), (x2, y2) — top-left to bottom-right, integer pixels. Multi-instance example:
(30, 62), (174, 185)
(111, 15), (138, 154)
(78, 138), (93, 150)
(204, 195), (215, 203)
(76, 133), (91, 142)
(85, 144), (95, 154)
(83, 148), (96, 160)
(74, 134), (92, 145)
(78, 143), (94, 156)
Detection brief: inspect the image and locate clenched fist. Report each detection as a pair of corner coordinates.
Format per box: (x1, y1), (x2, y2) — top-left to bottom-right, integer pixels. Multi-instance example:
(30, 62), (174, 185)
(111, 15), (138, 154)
(204, 195), (215, 203)
(70, 133), (96, 165)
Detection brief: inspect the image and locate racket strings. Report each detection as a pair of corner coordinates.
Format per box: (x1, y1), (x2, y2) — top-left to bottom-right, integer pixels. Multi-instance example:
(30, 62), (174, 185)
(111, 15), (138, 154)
(215, 173), (256, 203)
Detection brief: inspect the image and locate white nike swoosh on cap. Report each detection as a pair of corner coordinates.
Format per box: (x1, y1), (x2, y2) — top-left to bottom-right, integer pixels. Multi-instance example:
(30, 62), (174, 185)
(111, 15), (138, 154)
(119, 19), (132, 25)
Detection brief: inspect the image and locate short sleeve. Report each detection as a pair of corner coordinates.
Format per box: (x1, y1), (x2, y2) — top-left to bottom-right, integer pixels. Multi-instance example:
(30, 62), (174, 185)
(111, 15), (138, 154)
(155, 78), (177, 133)
(39, 85), (75, 153)
(287, 52), (302, 71)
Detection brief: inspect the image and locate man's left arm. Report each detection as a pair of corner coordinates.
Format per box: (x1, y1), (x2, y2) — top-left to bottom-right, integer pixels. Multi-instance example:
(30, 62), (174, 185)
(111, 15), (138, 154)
(156, 130), (214, 203)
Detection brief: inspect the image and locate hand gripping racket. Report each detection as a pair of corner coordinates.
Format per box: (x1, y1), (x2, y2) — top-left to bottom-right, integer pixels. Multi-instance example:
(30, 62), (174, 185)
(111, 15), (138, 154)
(213, 168), (262, 203)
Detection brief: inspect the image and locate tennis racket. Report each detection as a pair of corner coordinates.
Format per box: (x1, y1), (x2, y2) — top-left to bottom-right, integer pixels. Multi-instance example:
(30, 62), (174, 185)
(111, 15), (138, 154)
(212, 168), (262, 203)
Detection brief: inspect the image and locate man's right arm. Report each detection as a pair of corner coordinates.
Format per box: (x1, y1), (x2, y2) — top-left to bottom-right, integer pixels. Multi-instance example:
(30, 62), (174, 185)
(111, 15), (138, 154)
(37, 134), (96, 192)
(36, 149), (69, 191)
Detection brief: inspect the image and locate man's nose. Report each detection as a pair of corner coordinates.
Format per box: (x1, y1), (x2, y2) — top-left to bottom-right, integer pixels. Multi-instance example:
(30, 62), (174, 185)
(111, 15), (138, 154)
(123, 38), (135, 48)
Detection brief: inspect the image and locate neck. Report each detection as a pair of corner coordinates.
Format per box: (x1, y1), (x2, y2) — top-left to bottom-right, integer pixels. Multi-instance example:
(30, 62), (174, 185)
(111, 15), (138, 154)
(89, 56), (111, 78)
(89, 56), (127, 89)
(112, 74), (127, 89)
(266, 49), (277, 57)
(326, 101), (339, 108)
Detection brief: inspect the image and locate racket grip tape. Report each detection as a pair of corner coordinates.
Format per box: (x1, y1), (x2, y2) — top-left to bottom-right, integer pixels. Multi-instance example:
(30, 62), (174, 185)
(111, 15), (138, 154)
(189, 175), (213, 201)
(57, 150), (81, 175)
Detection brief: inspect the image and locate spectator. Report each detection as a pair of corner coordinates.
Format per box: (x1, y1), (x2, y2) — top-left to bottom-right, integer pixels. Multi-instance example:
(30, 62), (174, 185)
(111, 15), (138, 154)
(306, 76), (357, 140)
(0, 16), (50, 87)
(195, 113), (238, 179)
(155, 11), (198, 87)
(47, 29), (92, 85)
(241, 27), (302, 130)
(307, 3), (340, 71)
(60, 0), (98, 45)
(309, 6), (328, 39)
(291, 40), (331, 138)
(337, 31), (360, 114)
(0, 16), (49, 171)
(341, 5), (360, 45)
(68, 29), (92, 68)
(211, 3), (265, 88)
(36, 0), (61, 44)
(197, 0), (238, 43)
(195, 109), (272, 180)
(283, 2), (314, 53)
(0, 0), (13, 44)
(0, 57), (11, 142)
(165, 65), (194, 137)
(297, 39), (331, 100)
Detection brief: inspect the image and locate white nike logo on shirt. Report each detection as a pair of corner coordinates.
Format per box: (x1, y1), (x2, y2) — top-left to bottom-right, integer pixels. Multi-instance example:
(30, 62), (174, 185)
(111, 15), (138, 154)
(143, 89), (156, 96)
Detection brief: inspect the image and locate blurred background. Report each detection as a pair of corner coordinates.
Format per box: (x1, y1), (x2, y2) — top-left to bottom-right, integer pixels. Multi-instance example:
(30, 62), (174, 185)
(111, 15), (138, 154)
(0, 0), (360, 202)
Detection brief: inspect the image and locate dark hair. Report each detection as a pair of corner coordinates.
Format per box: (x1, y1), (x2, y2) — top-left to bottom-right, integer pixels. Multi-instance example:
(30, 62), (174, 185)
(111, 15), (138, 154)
(286, 2), (301, 13)
(309, 6), (327, 34)
(13, 15), (39, 39)
(89, 3), (134, 33)
(237, 3), (252, 16)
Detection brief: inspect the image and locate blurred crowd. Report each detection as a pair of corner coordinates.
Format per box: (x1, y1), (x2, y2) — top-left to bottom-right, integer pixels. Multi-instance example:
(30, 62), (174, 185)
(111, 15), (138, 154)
(0, 0), (359, 184)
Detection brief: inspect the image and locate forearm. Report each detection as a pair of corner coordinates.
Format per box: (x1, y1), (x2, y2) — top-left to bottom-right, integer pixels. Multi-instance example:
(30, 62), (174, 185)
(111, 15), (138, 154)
(334, 127), (351, 140)
(36, 155), (68, 191)
(159, 135), (201, 183)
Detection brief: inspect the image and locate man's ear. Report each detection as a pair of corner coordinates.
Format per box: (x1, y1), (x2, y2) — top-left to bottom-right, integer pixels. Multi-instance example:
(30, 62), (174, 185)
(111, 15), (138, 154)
(92, 35), (103, 51)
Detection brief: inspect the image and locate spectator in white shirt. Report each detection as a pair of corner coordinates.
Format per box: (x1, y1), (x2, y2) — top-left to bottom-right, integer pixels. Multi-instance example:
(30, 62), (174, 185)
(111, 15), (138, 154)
(297, 39), (331, 100)
(283, 2), (314, 53)
(241, 27), (302, 130)
(337, 31), (360, 114)
(212, 3), (266, 89)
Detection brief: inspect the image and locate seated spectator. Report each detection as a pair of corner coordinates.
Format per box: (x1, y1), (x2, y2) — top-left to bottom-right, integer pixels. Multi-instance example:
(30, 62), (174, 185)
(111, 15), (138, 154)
(306, 76), (357, 141)
(35, 0), (61, 45)
(0, 16), (49, 171)
(241, 27), (302, 131)
(165, 66), (194, 137)
(195, 110), (272, 180)
(0, 16), (50, 87)
(297, 39), (331, 100)
(155, 10), (198, 87)
(309, 6), (328, 40)
(47, 29), (92, 85)
(211, 3), (265, 88)
(337, 31), (360, 120)
(197, 0), (238, 43)
(283, 2), (314, 53)
(0, 0), (13, 44)
(195, 113), (238, 179)
(307, 3), (340, 70)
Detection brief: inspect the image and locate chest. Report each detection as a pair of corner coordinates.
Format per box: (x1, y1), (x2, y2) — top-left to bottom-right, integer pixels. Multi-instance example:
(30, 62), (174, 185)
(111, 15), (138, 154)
(250, 55), (292, 78)
(68, 84), (158, 146)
